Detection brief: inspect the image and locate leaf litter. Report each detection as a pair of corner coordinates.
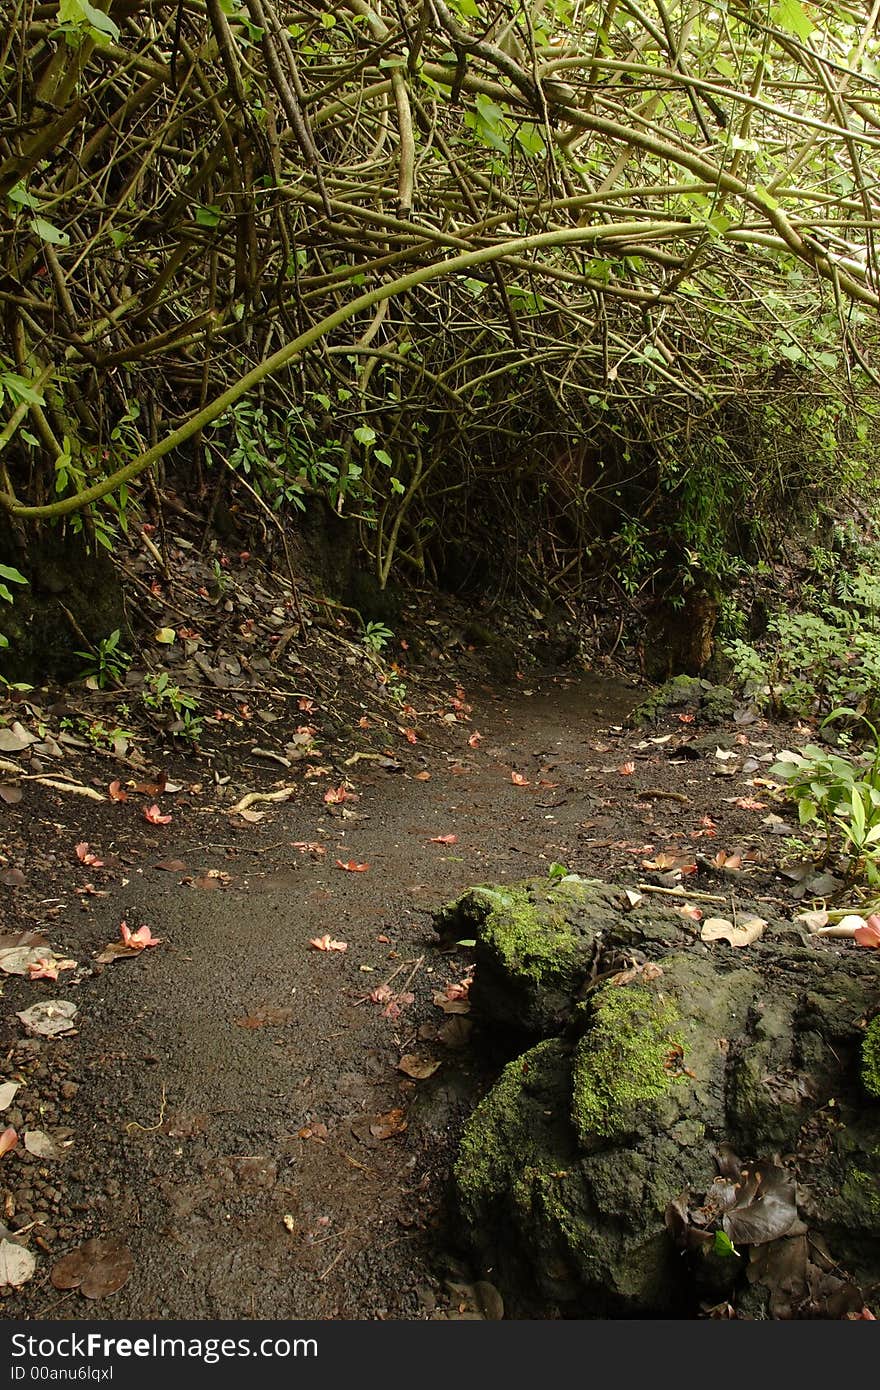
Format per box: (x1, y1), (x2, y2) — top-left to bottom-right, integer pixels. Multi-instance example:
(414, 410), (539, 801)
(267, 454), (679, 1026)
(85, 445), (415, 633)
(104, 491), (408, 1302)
(50, 1237), (133, 1299)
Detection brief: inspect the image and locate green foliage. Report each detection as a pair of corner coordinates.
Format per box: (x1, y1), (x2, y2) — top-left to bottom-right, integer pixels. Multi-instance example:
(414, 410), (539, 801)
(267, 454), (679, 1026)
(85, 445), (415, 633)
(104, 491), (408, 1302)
(214, 397), (358, 515)
(722, 536), (880, 718)
(0, 562), (27, 651)
(74, 628), (130, 688)
(362, 620), (394, 655)
(770, 710), (880, 884)
(141, 671), (202, 742)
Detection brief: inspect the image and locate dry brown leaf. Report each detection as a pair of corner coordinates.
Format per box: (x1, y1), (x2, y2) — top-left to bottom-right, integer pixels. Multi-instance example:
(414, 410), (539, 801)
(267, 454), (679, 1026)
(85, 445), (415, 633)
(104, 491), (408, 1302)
(369, 1108), (407, 1140)
(0, 1083), (19, 1110)
(397, 1054), (442, 1080)
(0, 1239), (35, 1288)
(50, 1237), (133, 1298)
(700, 915), (766, 947)
(23, 1130), (60, 1159)
(16, 1000), (78, 1036)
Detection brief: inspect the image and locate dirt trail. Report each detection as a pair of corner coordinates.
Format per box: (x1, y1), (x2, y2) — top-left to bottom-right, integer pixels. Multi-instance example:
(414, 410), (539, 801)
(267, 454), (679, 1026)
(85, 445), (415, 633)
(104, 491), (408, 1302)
(2, 672), (639, 1320)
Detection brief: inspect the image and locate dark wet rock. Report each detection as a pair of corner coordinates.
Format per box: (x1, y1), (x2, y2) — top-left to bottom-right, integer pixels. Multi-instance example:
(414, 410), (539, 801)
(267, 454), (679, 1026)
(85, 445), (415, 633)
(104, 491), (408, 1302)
(446, 875), (880, 1317)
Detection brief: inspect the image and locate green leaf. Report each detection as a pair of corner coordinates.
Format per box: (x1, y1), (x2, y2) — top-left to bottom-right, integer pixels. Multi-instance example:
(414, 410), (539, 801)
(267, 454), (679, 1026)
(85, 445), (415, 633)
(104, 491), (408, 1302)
(195, 205), (221, 228)
(7, 183), (40, 211)
(547, 862), (569, 879)
(58, 0), (120, 41)
(754, 185), (779, 211)
(515, 125), (546, 157)
(374, 449), (393, 468)
(0, 565), (27, 586)
(31, 217), (69, 246)
(772, 0), (814, 42)
(1, 374), (45, 407)
(851, 787), (867, 841)
(713, 1230), (739, 1258)
(353, 426), (376, 448)
(389, 477), (405, 495)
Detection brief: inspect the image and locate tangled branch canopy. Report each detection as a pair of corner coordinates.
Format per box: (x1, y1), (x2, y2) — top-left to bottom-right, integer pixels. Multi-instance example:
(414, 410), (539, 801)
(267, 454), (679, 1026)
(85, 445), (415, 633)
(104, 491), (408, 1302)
(2, 0), (879, 549)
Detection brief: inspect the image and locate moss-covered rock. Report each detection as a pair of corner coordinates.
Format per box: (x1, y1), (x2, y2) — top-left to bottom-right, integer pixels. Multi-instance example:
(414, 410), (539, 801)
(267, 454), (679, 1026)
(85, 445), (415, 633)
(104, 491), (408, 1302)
(571, 984), (683, 1143)
(436, 876), (604, 1033)
(630, 675), (736, 727)
(447, 877), (880, 1317)
(863, 1015), (880, 1098)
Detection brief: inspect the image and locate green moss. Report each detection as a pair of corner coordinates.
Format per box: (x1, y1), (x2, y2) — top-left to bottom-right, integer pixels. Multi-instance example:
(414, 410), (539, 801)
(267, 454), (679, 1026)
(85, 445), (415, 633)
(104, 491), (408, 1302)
(472, 886), (582, 984)
(841, 1167), (880, 1218)
(862, 1016), (880, 1098)
(454, 1039), (559, 1207)
(571, 984), (685, 1142)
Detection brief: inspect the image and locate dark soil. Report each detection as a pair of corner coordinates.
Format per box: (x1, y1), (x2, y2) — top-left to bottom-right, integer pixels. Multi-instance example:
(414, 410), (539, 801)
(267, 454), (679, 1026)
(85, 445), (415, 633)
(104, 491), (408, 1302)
(1, 630), (875, 1319)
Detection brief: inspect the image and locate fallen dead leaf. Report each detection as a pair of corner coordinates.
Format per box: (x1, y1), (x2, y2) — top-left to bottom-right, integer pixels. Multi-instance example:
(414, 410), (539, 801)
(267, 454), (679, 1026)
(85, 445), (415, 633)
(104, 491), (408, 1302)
(369, 1108), (407, 1140)
(0, 723), (37, 753)
(0, 785), (22, 806)
(107, 780), (128, 802)
(428, 834), (458, 845)
(154, 859), (187, 872)
(144, 804), (172, 824)
(297, 1122), (329, 1142)
(132, 773), (167, 796)
(701, 915), (766, 948)
(0, 1126), (18, 1156)
(335, 859), (369, 873)
(413, 770), (431, 781)
(16, 1000), (78, 1037)
(0, 1083), (19, 1110)
(511, 772), (529, 786)
(437, 1016), (473, 1048)
(24, 1130), (60, 1159)
(398, 1054), (442, 1080)
(50, 1237), (133, 1299)
(468, 732), (483, 748)
(618, 762), (636, 775)
(309, 935), (348, 952)
(0, 1239), (35, 1288)
(433, 989), (471, 1015)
